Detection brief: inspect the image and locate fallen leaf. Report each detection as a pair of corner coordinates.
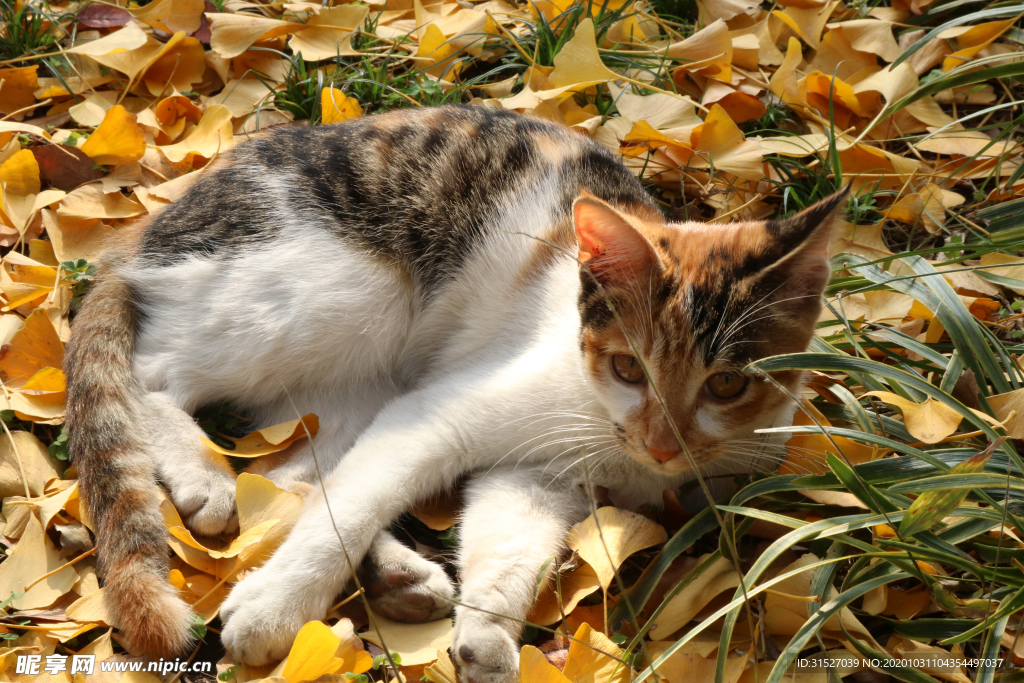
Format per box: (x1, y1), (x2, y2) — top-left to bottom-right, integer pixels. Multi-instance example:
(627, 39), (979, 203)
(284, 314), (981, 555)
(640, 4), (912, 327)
(0, 67), (39, 119)
(201, 414), (319, 457)
(75, 4), (133, 28)
(0, 514), (78, 609)
(57, 184), (146, 221)
(361, 611), (452, 666)
(289, 5), (368, 61)
(567, 507), (667, 590)
(131, 0), (206, 34)
(520, 644), (570, 683)
(321, 88), (364, 124)
(561, 623), (630, 683)
(649, 554), (741, 640)
(863, 391), (962, 444)
(79, 105), (147, 167)
(159, 103), (235, 163)
(941, 15), (1022, 71)
(31, 146), (104, 191)
(0, 430), (60, 498)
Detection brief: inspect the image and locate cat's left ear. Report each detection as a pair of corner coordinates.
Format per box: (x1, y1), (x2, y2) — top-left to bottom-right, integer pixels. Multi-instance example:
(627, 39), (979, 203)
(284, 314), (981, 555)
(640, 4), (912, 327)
(573, 194), (659, 285)
(762, 187), (849, 295)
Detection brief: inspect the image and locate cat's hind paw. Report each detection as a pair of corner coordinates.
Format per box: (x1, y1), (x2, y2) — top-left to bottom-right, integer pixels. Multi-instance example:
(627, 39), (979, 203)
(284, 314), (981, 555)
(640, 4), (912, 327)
(173, 466), (238, 536)
(363, 544), (454, 623)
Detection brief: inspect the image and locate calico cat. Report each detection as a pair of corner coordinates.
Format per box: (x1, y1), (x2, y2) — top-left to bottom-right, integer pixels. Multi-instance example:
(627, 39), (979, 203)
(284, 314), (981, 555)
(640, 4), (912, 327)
(65, 104), (846, 682)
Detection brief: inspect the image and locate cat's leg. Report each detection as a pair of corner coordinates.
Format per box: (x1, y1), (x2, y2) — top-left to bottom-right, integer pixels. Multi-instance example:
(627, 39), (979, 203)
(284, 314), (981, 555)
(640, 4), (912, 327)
(362, 530), (455, 622)
(219, 383), (481, 664)
(139, 391), (237, 535)
(452, 468), (590, 683)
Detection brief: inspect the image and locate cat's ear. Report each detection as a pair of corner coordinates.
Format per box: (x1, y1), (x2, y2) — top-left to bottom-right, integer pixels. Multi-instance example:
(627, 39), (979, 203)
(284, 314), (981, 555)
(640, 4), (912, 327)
(762, 187), (849, 294)
(573, 195), (658, 284)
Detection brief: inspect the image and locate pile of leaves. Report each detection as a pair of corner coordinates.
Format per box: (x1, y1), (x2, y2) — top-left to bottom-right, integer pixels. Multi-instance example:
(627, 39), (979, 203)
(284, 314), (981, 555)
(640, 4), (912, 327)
(1, 0), (1024, 680)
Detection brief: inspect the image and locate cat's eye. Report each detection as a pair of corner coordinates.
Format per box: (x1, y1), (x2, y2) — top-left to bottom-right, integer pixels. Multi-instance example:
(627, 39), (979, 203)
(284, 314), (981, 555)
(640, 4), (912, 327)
(705, 372), (748, 400)
(611, 355), (645, 384)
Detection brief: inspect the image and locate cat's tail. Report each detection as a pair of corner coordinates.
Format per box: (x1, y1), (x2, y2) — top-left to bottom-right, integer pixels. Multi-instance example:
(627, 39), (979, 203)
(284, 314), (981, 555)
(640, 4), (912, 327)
(64, 244), (195, 658)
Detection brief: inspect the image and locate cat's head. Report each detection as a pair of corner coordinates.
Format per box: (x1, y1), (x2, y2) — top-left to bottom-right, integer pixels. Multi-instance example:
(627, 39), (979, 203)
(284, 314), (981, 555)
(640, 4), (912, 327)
(574, 189), (848, 476)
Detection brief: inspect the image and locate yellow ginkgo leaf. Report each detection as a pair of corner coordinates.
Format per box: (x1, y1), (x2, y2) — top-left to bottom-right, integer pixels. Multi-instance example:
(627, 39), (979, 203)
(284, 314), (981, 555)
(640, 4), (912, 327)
(80, 106), (146, 167)
(424, 650), (458, 683)
(985, 388), (1024, 438)
(234, 473), (305, 570)
(537, 19), (618, 98)
(207, 12), (306, 59)
(566, 507), (667, 590)
(65, 23), (149, 57)
(941, 14), (1023, 72)
(528, 562), (600, 625)
(667, 19), (732, 82)
(772, 0), (840, 49)
(0, 514), (78, 610)
(321, 88), (364, 124)
(830, 19), (902, 62)
(0, 66), (39, 119)
(621, 120), (692, 155)
(691, 103), (764, 181)
(561, 623), (630, 683)
(43, 211), (114, 265)
(289, 5), (368, 62)
(0, 430), (60, 498)
(416, 23), (457, 78)
(167, 517), (278, 559)
(0, 150), (41, 197)
(649, 554), (741, 640)
(141, 35), (207, 97)
(0, 308), (63, 388)
(863, 391), (962, 444)
(519, 645), (570, 683)
(57, 184), (146, 221)
(159, 104), (235, 163)
(361, 611), (452, 666)
(783, 400), (884, 475)
(979, 252), (1024, 295)
(201, 414), (319, 457)
(331, 618), (374, 677)
(66, 587), (116, 626)
(281, 621), (345, 683)
(131, 0), (205, 34)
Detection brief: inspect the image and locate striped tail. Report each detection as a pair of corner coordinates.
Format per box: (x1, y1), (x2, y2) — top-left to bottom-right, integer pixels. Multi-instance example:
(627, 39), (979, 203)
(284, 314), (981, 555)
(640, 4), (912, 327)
(64, 251), (194, 657)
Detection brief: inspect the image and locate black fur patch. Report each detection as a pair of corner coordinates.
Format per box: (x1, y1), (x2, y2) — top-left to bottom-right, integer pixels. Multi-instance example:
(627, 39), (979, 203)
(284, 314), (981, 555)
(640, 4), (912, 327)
(139, 106), (656, 297)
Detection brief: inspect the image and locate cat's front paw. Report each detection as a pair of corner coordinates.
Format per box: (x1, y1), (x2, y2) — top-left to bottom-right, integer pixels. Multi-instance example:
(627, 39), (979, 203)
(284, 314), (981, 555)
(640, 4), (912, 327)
(452, 617), (520, 683)
(220, 568), (318, 665)
(171, 465), (238, 536)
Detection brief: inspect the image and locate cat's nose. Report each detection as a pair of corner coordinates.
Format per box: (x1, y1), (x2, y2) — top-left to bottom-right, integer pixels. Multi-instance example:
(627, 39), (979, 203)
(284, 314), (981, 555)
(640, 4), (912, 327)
(646, 445), (680, 463)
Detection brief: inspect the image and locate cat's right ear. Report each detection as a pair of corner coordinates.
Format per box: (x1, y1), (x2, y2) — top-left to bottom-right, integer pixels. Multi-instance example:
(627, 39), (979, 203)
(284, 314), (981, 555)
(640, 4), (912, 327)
(573, 195), (658, 285)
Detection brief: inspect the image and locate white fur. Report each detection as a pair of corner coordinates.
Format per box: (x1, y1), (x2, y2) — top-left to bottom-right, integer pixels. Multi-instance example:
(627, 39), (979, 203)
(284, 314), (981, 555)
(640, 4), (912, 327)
(127, 178), (778, 681)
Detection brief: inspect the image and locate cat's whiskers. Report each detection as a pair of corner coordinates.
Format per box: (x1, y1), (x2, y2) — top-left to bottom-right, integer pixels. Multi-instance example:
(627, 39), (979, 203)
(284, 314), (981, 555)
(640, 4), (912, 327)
(515, 436), (620, 469)
(545, 444), (622, 485)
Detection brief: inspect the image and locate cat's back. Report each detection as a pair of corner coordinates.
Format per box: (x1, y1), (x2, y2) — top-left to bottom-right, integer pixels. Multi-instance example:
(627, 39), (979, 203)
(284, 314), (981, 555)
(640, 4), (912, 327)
(137, 106), (653, 281)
